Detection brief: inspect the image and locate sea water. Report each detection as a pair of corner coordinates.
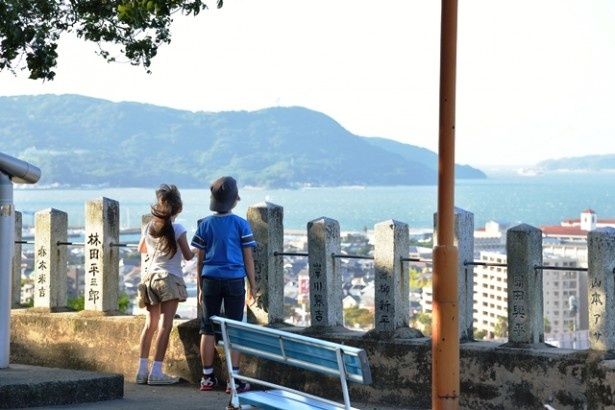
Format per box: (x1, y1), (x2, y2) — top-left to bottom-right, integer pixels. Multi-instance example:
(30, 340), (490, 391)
(13, 172), (615, 234)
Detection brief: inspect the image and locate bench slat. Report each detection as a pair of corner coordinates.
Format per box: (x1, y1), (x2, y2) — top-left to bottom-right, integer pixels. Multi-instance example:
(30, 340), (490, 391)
(212, 315), (372, 410)
(239, 390), (359, 410)
(227, 327), (368, 381)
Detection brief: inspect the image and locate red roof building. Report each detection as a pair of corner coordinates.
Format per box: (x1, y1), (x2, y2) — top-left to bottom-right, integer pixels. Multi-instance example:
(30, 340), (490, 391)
(542, 210), (615, 241)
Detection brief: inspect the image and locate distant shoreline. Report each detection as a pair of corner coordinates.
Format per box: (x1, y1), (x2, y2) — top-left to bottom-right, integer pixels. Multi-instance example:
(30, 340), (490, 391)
(14, 178), (492, 191)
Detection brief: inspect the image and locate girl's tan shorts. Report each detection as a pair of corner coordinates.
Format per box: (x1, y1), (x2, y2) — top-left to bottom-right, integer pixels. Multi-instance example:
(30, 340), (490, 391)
(137, 271), (187, 308)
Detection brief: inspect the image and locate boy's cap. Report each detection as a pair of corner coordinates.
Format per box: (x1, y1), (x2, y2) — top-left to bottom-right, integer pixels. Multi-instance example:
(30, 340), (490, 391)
(210, 176), (239, 213)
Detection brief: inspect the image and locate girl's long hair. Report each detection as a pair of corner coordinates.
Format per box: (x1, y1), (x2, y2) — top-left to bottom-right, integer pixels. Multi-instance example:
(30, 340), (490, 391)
(148, 184), (182, 258)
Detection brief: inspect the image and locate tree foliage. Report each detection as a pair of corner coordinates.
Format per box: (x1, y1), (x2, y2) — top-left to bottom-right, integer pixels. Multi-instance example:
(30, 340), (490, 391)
(0, 95), (486, 188)
(0, 0), (222, 80)
(67, 292), (130, 313)
(474, 328), (488, 340)
(494, 315), (508, 338)
(409, 268), (430, 289)
(544, 316), (552, 334)
(344, 306), (373, 329)
(412, 311), (432, 336)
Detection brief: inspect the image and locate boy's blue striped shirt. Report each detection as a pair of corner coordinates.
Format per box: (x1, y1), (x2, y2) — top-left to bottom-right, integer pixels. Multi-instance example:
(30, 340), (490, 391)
(191, 213), (256, 279)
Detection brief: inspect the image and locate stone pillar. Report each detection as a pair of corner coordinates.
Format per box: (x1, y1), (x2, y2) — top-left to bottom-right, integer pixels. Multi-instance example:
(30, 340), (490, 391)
(84, 198), (119, 312)
(506, 224), (543, 345)
(247, 202), (284, 324)
(33, 209), (68, 310)
(307, 217), (342, 328)
(12, 211), (21, 307)
(373, 220), (410, 332)
(587, 228), (615, 351)
(433, 208), (475, 340)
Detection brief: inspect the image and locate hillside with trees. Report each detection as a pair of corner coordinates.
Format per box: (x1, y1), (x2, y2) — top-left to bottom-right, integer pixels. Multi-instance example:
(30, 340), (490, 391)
(0, 94), (486, 188)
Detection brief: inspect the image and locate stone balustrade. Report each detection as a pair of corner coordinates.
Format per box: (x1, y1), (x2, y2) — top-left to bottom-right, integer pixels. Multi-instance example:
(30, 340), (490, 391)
(12, 198), (615, 407)
(10, 198), (615, 352)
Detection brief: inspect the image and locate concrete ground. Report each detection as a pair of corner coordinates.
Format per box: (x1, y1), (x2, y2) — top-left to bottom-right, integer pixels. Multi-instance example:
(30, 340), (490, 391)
(26, 380), (413, 410)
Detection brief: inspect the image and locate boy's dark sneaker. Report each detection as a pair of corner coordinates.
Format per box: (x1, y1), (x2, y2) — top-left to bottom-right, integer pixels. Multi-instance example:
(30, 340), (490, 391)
(200, 374), (219, 391)
(226, 380), (250, 394)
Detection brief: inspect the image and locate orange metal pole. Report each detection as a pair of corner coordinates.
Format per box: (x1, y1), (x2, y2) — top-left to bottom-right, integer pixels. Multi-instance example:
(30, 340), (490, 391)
(432, 0), (460, 409)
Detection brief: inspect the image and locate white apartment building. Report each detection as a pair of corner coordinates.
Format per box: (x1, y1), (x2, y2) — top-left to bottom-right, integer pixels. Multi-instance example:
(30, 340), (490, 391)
(474, 220), (509, 252)
(473, 251), (587, 339)
(542, 256), (587, 337)
(473, 252), (508, 338)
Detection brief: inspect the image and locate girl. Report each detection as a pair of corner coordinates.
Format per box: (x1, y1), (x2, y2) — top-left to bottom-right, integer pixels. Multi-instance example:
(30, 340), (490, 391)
(136, 184), (194, 385)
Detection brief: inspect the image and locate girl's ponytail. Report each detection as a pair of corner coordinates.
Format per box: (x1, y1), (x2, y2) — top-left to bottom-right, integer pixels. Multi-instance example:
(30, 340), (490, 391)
(148, 184), (182, 258)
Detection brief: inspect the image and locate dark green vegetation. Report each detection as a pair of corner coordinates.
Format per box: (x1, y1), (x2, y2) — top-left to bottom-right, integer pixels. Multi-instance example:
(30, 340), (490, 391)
(0, 94), (485, 188)
(0, 0), (221, 80)
(67, 292), (130, 313)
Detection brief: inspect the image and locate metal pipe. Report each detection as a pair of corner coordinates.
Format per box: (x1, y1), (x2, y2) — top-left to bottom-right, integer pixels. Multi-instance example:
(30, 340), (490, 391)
(534, 265), (588, 272)
(464, 261), (507, 268)
(0, 172), (14, 368)
(401, 257), (433, 263)
(109, 243), (138, 248)
(0, 153), (41, 184)
(219, 321), (240, 409)
(335, 347), (351, 410)
(56, 241), (85, 247)
(433, 0), (460, 408)
(273, 251), (309, 257)
(331, 253), (374, 260)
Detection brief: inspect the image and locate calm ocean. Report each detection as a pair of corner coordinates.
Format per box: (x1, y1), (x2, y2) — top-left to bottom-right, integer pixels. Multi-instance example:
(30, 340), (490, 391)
(13, 172), (615, 234)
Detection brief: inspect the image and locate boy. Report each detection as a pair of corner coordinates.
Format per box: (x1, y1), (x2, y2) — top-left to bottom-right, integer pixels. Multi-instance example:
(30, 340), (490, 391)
(191, 176), (257, 393)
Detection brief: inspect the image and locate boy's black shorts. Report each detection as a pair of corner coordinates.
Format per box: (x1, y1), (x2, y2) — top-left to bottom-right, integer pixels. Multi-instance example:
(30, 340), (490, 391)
(200, 277), (246, 335)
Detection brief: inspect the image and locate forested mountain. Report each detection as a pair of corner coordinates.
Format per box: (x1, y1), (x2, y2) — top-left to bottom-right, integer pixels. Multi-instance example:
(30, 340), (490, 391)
(0, 94), (485, 188)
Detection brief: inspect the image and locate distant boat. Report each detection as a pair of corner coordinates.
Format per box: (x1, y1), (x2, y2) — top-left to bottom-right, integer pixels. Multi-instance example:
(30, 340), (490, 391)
(517, 168), (543, 177)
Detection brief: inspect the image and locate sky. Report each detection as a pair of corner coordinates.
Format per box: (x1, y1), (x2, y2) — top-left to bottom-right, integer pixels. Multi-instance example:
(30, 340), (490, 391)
(1, 0), (614, 169)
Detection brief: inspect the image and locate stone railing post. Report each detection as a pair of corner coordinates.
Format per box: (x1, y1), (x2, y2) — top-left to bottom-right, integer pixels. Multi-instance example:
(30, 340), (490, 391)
(373, 220), (410, 333)
(12, 211), (21, 307)
(588, 228), (615, 351)
(247, 202), (284, 325)
(433, 208), (475, 341)
(307, 217), (342, 328)
(33, 209), (68, 310)
(84, 198), (119, 312)
(506, 224), (543, 345)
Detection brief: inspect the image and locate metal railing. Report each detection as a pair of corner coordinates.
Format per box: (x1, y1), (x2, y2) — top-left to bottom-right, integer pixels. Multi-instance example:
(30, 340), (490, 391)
(273, 250), (433, 264)
(465, 261), (507, 268)
(15, 241), (597, 272)
(332, 253), (373, 260)
(56, 241), (84, 247)
(110, 243), (139, 248)
(16, 240), (138, 248)
(274, 251), (308, 257)
(534, 265), (588, 272)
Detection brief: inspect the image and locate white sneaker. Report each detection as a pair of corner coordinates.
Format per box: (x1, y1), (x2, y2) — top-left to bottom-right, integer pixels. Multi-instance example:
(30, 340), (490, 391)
(135, 372), (148, 385)
(148, 373), (180, 385)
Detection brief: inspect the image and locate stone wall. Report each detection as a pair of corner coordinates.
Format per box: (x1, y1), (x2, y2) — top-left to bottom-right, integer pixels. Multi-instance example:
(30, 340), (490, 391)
(10, 309), (615, 409)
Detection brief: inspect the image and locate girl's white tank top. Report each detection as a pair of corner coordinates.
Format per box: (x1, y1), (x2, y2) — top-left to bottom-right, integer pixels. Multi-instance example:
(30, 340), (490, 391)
(143, 222), (187, 277)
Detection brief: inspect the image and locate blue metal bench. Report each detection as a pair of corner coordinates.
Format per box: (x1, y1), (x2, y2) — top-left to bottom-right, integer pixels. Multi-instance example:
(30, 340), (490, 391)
(211, 316), (372, 410)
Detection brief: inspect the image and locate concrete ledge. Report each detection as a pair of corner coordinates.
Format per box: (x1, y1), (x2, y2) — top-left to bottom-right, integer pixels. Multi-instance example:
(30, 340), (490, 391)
(9, 309), (615, 409)
(0, 363), (123, 409)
